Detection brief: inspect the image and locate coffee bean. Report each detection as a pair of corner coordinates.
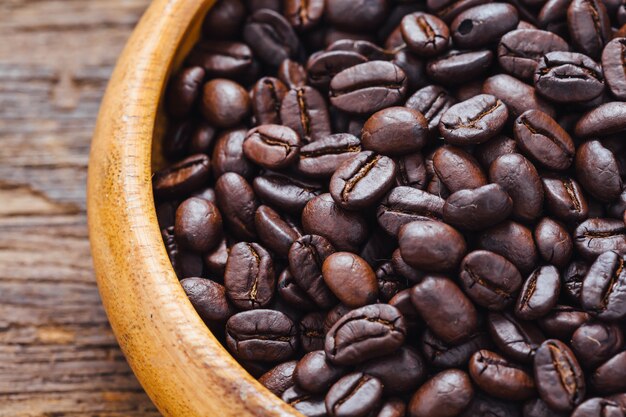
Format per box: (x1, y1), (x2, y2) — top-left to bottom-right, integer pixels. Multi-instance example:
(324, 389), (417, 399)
(211, 129), (257, 180)
(306, 50), (368, 91)
(325, 304), (406, 366)
(483, 74), (555, 119)
(226, 309), (297, 362)
(187, 41), (254, 79)
(469, 350), (535, 401)
(571, 398), (625, 417)
(571, 322), (624, 369)
(259, 360), (297, 396)
(284, 0), (324, 31)
(433, 146), (487, 193)
(296, 133), (361, 178)
(280, 86), (332, 143)
(459, 250), (523, 310)
(300, 311), (326, 352)
(399, 220), (467, 271)
(253, 172), (322, 214)
(377, 187), (445, 237)
(325, 372), (384, 417)
(243, 124), (301, 170)
(575, 219), (626, 260)
(322, 252), (378, 308)
(581, 250), (626, 320)
(180, 277), (235, 323)
(576, 140), (623, 203)
(202, 0), (247, 39)
(282, 386), (327, 417)
(362, 107), (429, 155)
(591, 351), (626, 394)
(203, 238), (229, 277)
(294, 350), (346, 394)
(515, 265), (561, 320)
(602, 38), (626, 100)
(376, 399), (406, 417)
(358, 346), (426, 395)
(475, 135), (517, 168)
(498, 29), (569, 80)
(174, 197), (222, 253)
(533, 339), (585, 412)
(359, 228), (396, 269)
(479, 221), (539, 274)
(567, 0), (611, 59)
(400, 12), (450, 57)
(421, 328), (492, 369)
(201, 79), (250, 128)
(563, 261), (588, 304)
(487, 311), (545, 364)
(534, 217), (573, 269)
(411, 275), (478, 344)
(443, 184), (513, 231)
(251, 77), (288, 125)
(330, 61), (408, 115)
(408, 370), (474, 417)
(243, 9), (300, 67)
(254, 205), (302, 258)
(523, 398), (568, 417)
(215, 173), (259, 240)
(541, 174), (589, 223)
(166, 67), (205, 119)
(327, 39), (393, 61)
(224, 242), (275, 310)
(461, 393), (523, 417)
(325, 0), (389, 32)
(405, 85), (456, 135)
(539, 305), (591, 340)
(439, 94), (508, 145)
(278, 59), (307, 89)
(575, 102), (626, 137)
(153, 154), (211, 199)
(427, 49), (494, 85)
(277, 267), (318, 311)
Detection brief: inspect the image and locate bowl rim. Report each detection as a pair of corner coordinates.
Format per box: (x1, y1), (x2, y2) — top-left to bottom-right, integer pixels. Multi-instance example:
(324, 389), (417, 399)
(87, 1), (303, 416)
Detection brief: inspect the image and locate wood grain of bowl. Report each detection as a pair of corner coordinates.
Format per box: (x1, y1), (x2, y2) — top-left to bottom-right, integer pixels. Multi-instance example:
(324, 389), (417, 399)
(87, 1), (303, 415)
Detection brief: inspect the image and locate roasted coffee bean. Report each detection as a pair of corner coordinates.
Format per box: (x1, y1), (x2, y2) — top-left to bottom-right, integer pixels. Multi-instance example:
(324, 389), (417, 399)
(226, 309), (297, 362)
(187, 41), (254, 79)
(326, 372), (384, 417)
(581, 250), (626, 320)
(533, 339), (585, 412)
(459, 250), (522, 310)
(201, 79), (250, 128)
(300, 311), (326, 352)
(439, 94), (508, 145)
(280, 86), (331, 143)
(523, 398), (568, 417)
(483, 74), (555, 119)
(427, 49), (494, 85)
(451, 4), (519, 48)
(322, 252), (378, 308)
(278, 59), (307, 89)
(362, 107), (429, 155)
(408, 370), (474, 417)
(395, 152), (428, 190)
(359, 228), (396, 269)
(302, 193), (369, 252)
(325, 0), (389, 32)
(329, 151), (396, 211)
(284, 0), (324, 31)
(591, 351), (626, 394)
(571, 322), (624, 369)
(534, 51), (604, 103)
(166, 67), (205, 120)
(567, 0), (611, 59)
(243, 124), (301, 170)
(433, 146), (487, 193)
(215, 173), (258, 240)
(359, 346), (427, 394)
(202, 0), (247, 39)
(277, 267), (317, 311)
(153, 154), (211, 199)
(330, 61), (408, 115)
(400, 12), (450, 57)
(259, 360), (297, 396)
(254, 205), (301, 258)
(306, 50), (368, 91)
(602, 38), (626, 100)
(203, 238), (229, 277)
(288, 235), (336, 309)
(282, 386), (327, 417)
(296, 134), (362, 179)
(405, 85), (456, 135)
(490, 153), (544, 223)
(575, 219), (626, 260)
(211, 129), (257, 180)
(563, 261), (589, 303)
(294, 350), (346, 394)
(399, 220), (467, 272)
(479, 221), (539, 274)
(443, 184), (513, 231)
(224, 242), (275, 310)
(475, 135), (517, 169)
(389, 289), (421, 332)
(251, 77), (288, 125)
(377, 399), (406, 417)
(469, 350), (535, 401)
(161, 120), (194, 162)
(534, 217), (573, 269)
(421, 328), (492, 368)
(243, 9), (300, 67)
(575, 102), (626, 137)
(391, 248), (425, 284)
(498, 29), (569, 80)
(410, 275), (478, 344)
(181, 277), (235, 323)
(576, 140), (623, 203)
(461, 392), (523, 417)
(487, 312), (545, 364)
(377, 187), (445, 237)
(327, 39), (393, 61)
(515, 265), (561, 321)
(325, 304), (406, 366)
(571, 398), (625, 417)
(541, 175), (589, 223)
(253, 172), (322, 214)
(539, 305), (591, 340)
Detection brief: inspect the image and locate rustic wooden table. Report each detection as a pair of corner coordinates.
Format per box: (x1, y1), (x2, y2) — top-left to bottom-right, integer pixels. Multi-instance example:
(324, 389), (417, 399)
(0, 1), (161, 415)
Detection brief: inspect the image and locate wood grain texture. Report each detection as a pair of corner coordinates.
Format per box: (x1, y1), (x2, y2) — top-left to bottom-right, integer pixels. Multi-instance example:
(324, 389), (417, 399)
(0, 1), (159, 415)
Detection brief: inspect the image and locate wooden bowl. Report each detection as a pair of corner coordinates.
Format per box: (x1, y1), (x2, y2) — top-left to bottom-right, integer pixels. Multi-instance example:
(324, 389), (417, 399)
(87, 1), (303, 416)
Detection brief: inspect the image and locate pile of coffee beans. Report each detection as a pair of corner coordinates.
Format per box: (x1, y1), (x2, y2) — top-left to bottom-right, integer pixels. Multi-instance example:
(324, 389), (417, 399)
(153, 0), (626, 415)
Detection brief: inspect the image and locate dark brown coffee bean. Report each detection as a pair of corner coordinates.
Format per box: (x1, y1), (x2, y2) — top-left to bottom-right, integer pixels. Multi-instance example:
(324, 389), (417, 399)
(433, 146), (487, 193)
(400, 12), (450, 57)
(483, 74), (555, 119)
(408, 370), (474, 417)
(591, 351), (626, 394)
(325, 304), (406, 366)
(226, 309), (297, 362)
(254, 205), (301, 258)
(395, 152), (428, 190)
(571, 322), (624, 369)
(475, 135), (517, 169)
(389, 289), (421, 332)
(166, 67), (205, 119)
(399, 220), (467, 272)
(282, 386), (327, 417)
(251, 77), (288, 125)
(294, 350), (346, 394)
(243, 124), (301, 170)
(410, 275), (478, 344)
(439, 94), (508, 145)
(202, 0), (246, 39)
(563, 261), (588, 304)
(326, 372), (384, 417)
(567, 0), (612, 59)
(377, 187), (445, 237)
(243, 9), (300, 67)
(602, 38), (626, 100)
(489, 153), (544, 223)
(180, 277), (235, 323)
(224, 242), (275, 310)
(571, 398), (625, 417)
(215, 173), (258, 240)
(576, 140), (623, 203)
(359, 227), (396, 270)
(288, 234), (336, 309)
(211, 129), (257, 180)
(330, 61), (408, 115)
(469, 350), (535, 401)
(534, 218), (573, 269)
(253, 172), (322, 215)
(327, 39), (393, 61)
(187, 41), (254, 79)
(359, 346), (427, 394)
(581, 250), (626, 320)
(201, 79), (250, 128)
(284, 0), (324, 31)
(443, 184), (513, 231)
(280, 86), (332, 143)
(533, 339), (585, 412)
(524, 398), (568, 417)
(487, 312), (545, 364)
(302, 193), (369, 252)
(575, 219), (626, 260)
(459, 250), (523, 311)
(203, 238), (229, 278)
(362, 107), (429, 155)
(153, 154), (211, 199)
(296, 133), (362, 179)
(479, 221), (539, 274)
(453, 4), (520, 47)
(538, 305), (591, 340)
(376, 399), (406, 417)
(175, 197), (223, 253)
(575, 102), (626, 137)
(427, 49), (494, 85)
(300, 311), (326, 352)
(322, 252), (378, 308)
(325, 0), (389, 32)
(541, 175), (589, 223)
(498, 29), (569, 80)
(421, 328), (492, 369)
(259, 360), (297, 396)
(306, 50), (368, 91)
(515, 265), (561, 321)
(405, 85), (456, 135)
(277, 59), (307, 89)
